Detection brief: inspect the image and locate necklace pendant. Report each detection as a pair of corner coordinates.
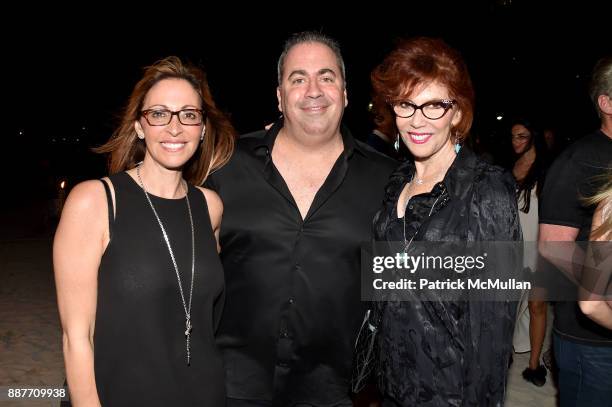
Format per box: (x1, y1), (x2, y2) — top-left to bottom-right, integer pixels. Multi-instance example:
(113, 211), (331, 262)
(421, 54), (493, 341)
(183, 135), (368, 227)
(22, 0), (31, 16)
(185, 318), (192, 336)
(185, 318), (192, 365)
(186, 336), (191, 365)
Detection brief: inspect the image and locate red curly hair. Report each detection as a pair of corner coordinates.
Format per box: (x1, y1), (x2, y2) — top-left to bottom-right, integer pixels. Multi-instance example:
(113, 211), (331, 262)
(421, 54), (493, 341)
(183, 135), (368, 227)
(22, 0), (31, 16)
(371, 37), (475, 141)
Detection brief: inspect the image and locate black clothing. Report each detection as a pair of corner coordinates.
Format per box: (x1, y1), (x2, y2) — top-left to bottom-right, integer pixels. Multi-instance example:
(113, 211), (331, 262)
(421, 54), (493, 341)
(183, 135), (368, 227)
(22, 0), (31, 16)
(205, 120), (396, 405)
(539, 130), (612, 344)
(373, 147), (520, 406)
(540, 130), (612, 241)
(94, 172), (225, 406)
(366, 130), (396, 158)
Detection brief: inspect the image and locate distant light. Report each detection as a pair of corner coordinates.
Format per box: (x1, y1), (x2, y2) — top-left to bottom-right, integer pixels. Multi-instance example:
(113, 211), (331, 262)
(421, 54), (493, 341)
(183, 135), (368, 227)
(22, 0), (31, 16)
(61, 137), (66, 141)
(52, 138), (56, 142)
(82, 126), (86, 131)
(575, 74), (580, 79)
(367, 102), (373, 111)
(496, 115), (503, 121)
(76, 138), (80, 142)
(18, 130), (23, 136)
(60, 181), (66, 189)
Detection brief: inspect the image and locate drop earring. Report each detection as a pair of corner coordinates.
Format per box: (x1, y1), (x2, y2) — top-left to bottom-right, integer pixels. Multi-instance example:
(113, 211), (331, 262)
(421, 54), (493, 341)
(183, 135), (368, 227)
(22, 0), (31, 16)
(394, 134), (400, 152)
(453, 132), (461, 153)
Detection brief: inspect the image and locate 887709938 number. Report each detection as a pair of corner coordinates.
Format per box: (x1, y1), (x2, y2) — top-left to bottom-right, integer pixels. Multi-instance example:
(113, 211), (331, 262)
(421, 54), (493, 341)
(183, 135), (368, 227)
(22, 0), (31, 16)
(5, 387), (67, 399)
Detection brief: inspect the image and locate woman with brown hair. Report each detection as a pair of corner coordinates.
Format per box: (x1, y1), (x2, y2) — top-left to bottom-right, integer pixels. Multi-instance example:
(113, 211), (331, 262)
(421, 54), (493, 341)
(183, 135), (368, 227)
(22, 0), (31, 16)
(508, 117), (550, 387)
(53, 56), (235, 406)
(370, 38), (520, 406)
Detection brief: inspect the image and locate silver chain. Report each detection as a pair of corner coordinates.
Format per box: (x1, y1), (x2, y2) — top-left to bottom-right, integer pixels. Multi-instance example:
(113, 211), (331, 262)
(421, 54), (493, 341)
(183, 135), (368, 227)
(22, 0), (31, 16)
(136, 164), (195, 365)
(412, 170), (444, 185)
(403, 178), (442, 251)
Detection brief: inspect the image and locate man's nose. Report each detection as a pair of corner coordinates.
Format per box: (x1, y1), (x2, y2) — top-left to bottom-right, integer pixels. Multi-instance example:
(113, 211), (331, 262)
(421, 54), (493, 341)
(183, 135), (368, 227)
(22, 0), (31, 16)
(306, 79), (323, 98)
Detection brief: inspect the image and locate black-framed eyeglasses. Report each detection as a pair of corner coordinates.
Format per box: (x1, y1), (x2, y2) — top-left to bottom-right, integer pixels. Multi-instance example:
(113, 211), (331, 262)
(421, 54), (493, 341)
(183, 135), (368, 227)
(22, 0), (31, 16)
(391, 99), (456, 120)
(141, 108), (205, 126)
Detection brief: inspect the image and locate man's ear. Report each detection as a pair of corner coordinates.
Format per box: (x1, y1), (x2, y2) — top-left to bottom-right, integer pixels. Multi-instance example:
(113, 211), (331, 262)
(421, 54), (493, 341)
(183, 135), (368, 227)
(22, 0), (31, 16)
(344, 88), (348, 108)
(277, 87), (283, 113)
(598, 94), (612, 115)
(134, 121), (145, 139)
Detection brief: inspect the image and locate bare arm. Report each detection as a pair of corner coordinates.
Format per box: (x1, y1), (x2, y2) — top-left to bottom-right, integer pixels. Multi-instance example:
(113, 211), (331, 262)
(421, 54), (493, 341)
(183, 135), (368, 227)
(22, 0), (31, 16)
(197, 187), (223, 253)
(53, 180), (109, 406)
(578, 201), (612, 329)
(538, 224), (580, 243)
(538, 223), (582, 285)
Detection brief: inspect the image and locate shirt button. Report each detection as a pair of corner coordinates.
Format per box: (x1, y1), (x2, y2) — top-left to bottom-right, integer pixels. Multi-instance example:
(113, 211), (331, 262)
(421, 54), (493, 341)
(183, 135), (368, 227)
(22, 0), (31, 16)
(408, 205), (414, 210)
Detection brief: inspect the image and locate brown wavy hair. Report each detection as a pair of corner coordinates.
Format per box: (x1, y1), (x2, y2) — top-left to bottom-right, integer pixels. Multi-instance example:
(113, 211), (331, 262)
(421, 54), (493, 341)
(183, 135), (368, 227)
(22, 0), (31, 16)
(95, 56), (236, 185)
(585, 171), (612, 240)
(371, 37), (475, 142)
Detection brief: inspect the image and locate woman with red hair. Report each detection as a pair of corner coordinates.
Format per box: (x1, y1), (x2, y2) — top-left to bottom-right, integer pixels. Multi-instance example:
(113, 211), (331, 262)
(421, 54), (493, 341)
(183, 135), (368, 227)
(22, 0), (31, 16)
(369, 38), (520, 406)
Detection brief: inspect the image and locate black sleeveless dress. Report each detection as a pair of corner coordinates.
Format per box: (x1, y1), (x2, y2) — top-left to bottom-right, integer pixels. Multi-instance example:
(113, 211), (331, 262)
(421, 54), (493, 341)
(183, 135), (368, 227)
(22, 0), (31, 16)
(93, 172), (225, 406)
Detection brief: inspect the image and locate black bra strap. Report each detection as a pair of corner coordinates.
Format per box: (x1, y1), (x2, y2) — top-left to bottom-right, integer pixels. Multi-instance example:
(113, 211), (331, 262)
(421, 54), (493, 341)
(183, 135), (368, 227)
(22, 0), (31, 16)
(99, 179), (114, 239)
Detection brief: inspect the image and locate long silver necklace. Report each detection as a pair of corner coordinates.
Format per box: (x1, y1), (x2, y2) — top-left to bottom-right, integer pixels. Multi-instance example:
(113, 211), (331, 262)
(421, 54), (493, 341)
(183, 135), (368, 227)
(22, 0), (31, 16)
(402, 178), (442, 251)
(403, 155), (454, 248)
(136, 164), (195, 365)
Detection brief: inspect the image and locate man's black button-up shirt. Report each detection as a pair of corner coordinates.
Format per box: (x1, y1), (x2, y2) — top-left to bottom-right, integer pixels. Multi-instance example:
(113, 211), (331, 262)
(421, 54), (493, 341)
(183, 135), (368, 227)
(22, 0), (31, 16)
(205, 120), (396, 405)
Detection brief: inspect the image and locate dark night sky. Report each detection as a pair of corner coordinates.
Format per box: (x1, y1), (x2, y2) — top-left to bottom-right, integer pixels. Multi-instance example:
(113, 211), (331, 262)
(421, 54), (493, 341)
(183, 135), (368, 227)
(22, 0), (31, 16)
(3, 2), (611, 205)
